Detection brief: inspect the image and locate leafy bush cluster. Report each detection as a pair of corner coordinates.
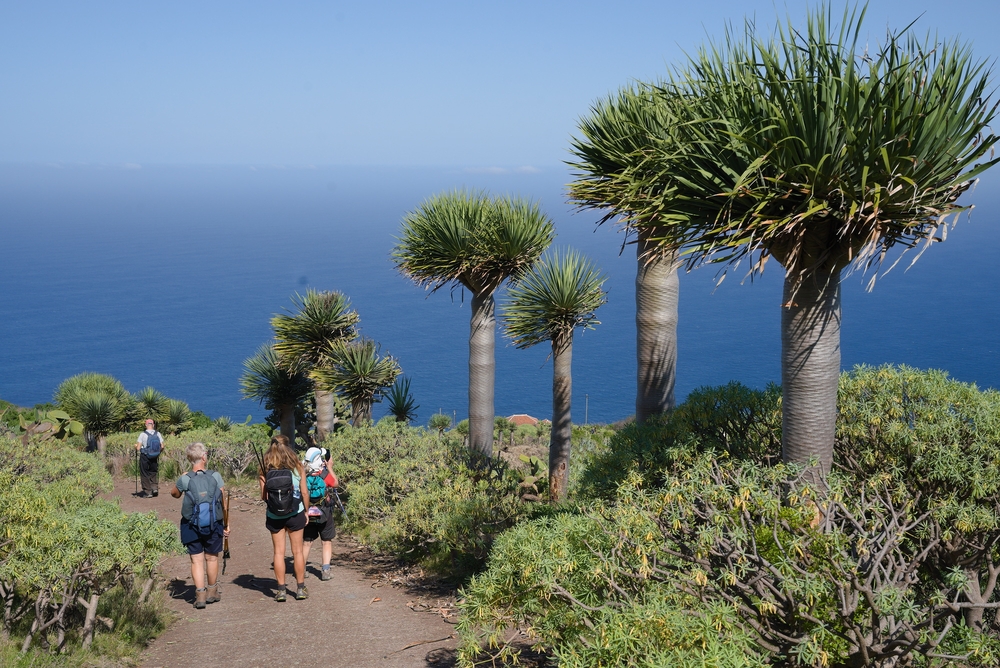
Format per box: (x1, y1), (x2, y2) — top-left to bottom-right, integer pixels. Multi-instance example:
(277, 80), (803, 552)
(327, 419), (541, 578)
(0, 434), (178, 657)
(459, 367), (1000, 667)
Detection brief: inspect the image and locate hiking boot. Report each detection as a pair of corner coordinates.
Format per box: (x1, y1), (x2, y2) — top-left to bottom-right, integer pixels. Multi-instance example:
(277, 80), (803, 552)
(194, 588), (208, 609)
(151, 490), (158, 498)
(206, 583), (220, 604)
(274, 588), (287, 602)
(320, 567), (332, 582)
(295, 585), (309, 600)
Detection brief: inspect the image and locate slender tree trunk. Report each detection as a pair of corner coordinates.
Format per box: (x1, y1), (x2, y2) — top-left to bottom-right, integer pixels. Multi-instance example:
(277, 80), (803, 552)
(350, 400), (371, 426)
(80, 594), (100, 650)
(635, 234), (679, 423)
(469, 292), (496, 457)
(549, 335), (573, 502)
(314, 388), (336, 442)
(96, 434), (107, 457)
(277, 403), (296, 444)
(780, 267), (841, 485)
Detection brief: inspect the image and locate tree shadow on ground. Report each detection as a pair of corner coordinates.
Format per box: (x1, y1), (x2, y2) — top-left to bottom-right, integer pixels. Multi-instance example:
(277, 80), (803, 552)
(167, 578), (195, 603)
(229, 573), (279, 596)
(425, 646), (552, 667)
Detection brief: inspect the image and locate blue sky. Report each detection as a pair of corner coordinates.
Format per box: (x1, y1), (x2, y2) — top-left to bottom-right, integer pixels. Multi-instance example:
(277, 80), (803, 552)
(1, 1), (998, 167)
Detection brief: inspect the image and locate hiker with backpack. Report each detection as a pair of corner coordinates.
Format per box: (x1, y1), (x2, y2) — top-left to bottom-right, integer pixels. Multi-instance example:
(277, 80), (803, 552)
(135, 418), (165, 498)
(302, 446), (339, 581)
(259, 435), (310, 602)
(168, 441), (230, 610)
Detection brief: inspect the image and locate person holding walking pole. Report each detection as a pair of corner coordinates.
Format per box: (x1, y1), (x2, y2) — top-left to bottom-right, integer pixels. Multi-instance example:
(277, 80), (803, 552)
(135, 419), (165, 498)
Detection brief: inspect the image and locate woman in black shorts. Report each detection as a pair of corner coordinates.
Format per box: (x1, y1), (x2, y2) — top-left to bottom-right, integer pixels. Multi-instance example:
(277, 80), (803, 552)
(259, 435), (310, 602)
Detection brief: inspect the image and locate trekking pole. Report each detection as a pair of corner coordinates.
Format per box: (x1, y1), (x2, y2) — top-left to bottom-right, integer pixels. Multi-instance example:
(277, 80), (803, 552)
(331, 487), (347, 518)
(222, 489), (231, 575)
(134, 448), (139, 495)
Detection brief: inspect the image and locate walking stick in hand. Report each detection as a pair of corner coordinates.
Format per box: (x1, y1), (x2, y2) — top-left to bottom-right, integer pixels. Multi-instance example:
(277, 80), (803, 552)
(134, 448), (139, 495)
(222, 489), (231, 575)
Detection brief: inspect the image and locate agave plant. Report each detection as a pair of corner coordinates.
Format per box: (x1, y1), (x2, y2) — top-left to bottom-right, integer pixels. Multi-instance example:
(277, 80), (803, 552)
(393, 191), (554, 455)
(314, 338), (400, 426)
(213, 416), (232, 432)
(162, 399), (193, 435)
(72, 392), (126, 456)
(240, 342), (313, 440)
(271, 290), (360, 441)
(54, 373), (134, 454)
(133, 386), (170, 425)
(503, 248), (607, 500)
(385, 376), (419, 423)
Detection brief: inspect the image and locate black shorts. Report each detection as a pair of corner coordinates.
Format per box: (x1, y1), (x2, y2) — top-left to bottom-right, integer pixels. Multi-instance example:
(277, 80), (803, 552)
(180, 519), (224, 555)
(303, 513), (336, 542)
(265, 510), (306, 534)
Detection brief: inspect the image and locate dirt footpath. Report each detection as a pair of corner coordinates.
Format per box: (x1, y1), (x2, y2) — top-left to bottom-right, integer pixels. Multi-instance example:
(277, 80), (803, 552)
(111, 480), (459, 668)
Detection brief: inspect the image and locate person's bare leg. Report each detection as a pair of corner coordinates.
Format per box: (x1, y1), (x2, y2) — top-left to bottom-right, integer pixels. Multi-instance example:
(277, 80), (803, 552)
(270, 530), (287, 588)
(322, 539), (333, 566)
(205, 553), (219, 586)
(303, 538), (314, 567)
(190, 553), (207, 589)
(289, 529), (306, 585)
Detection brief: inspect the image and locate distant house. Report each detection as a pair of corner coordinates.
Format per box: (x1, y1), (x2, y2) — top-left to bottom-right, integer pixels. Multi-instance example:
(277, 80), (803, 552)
(508, 413), (539, 427)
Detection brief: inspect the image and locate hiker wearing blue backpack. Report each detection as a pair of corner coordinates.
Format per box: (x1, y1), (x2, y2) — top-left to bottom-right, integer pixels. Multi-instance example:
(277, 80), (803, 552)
(302, 446), (338, 581)
(135, 418), (165, 497)
(168, 442), (230, 610)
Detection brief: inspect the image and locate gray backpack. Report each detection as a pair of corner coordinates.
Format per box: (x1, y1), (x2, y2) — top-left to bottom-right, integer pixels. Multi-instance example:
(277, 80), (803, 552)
(184, 471), (222, 535)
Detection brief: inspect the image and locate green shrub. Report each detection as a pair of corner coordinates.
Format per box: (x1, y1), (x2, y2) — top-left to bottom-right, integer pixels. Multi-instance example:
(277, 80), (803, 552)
(465, 369), (1000, 666)
(105, 423), (271, 482)
(575, 382), (780, 499)
(0, 435), (178, 655)
(458, 475), (765, 668)
(327, 421), (537, 578)
(836, 365), (1000, 631)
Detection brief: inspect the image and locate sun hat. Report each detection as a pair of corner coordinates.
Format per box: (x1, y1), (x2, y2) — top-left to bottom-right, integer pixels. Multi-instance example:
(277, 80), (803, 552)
(304, 447), (327, 473)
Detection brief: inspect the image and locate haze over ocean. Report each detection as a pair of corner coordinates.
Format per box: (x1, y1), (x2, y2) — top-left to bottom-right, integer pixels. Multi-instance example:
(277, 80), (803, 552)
(1, 163), (998, 425)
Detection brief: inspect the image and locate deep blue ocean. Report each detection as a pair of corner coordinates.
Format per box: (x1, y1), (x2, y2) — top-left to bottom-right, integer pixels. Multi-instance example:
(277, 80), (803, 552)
(2, 163), (999, 426)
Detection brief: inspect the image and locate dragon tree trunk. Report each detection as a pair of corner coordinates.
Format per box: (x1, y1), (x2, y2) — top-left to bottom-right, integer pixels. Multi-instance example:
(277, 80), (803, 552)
(277, 403), (296, 445)
(780, 264), (841, 486)
(468, 291), (496, 457)
(635, 232), (679, 423)
(314, 388), (336, 443)
(549, 333), (573, 502)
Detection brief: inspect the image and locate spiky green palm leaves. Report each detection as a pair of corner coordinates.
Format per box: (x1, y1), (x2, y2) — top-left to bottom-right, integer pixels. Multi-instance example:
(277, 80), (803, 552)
(386, 376), (419, 423)
(134, 387), (169, 425)
(503, 249), (606, 500)
(569, 86), (682, 424)
(314, 339), (400, 426)
(55, 373), (134, 455)
(394, 191), (554, 456)
(604, 6), (999, 481)
(240, 342), (312, 439)
(163, 399), (193, 435)
(272, 290), (360, 441)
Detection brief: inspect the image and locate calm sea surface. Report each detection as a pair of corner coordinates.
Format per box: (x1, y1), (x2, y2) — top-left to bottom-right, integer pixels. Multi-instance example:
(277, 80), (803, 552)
(2, 164), (999, 425)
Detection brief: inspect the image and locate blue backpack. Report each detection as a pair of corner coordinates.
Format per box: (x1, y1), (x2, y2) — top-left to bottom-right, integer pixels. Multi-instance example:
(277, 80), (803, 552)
(184, 471), (222, 535)
(143, 431), (162, 458)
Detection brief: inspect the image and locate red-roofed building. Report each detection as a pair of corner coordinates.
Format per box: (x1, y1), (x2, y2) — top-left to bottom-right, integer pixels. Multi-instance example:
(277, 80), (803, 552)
(507, 414), (539, 427)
